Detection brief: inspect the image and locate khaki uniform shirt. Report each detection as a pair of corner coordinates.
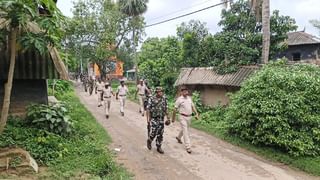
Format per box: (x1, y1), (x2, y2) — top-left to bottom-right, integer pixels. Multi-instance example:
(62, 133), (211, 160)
(96, 82), (105, 91)
(137, 84), (148, 95)
(117, 85), (128, 96)
(175, 96), (193, 115)
(103, 87), (113, 98)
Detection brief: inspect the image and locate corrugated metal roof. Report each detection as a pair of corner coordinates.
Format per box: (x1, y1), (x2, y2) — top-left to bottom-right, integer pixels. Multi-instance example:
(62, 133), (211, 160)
(0, 50), (60, 79)
(287, 31), (320, 46)
(174, 66), (259, 87)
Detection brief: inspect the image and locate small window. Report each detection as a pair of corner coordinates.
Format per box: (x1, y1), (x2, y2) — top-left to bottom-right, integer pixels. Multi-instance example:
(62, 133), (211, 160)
(292, 52), (301, 61)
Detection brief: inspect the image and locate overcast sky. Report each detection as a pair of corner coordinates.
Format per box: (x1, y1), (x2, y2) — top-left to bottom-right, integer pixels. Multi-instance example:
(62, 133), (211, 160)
(57, 0), (320, 40)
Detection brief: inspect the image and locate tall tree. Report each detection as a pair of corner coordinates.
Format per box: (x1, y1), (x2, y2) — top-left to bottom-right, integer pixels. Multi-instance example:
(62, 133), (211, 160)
(65, 0), (144, 76)
(0, 0), (64, 133)
(200, 0), (297, 73)
(177, 20), (209, 67)
(118, 0), (148, 81)
(250, 0), (270, 64)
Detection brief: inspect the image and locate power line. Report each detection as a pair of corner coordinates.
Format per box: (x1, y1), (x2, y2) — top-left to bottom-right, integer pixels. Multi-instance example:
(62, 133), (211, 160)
(149, 0), (216, 22)
(145, 1), (227, 28)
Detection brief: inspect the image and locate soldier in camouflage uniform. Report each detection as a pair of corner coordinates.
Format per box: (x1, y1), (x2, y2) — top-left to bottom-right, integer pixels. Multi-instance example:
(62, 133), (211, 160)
(146, 87), (170, 154)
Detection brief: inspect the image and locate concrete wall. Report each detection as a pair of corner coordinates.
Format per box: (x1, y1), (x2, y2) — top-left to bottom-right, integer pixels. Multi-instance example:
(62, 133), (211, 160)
(0, 79), (48, 116)
(182, 85), (239, 107)
(277, 44), (320, 61)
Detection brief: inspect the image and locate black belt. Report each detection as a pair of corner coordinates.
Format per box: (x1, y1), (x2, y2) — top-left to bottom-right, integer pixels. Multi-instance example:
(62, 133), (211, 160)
(98, 90), (102, 91)
(104, 96), (111, 98)
(119, 95), (126, 96)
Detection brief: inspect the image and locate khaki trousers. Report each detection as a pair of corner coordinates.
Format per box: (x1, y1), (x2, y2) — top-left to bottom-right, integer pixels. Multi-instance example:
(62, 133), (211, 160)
(138, 95), (145, 113)
(104, 98), (111, 115)
(98, 91), (102, 105)
(119, 96), (126, 113)
(177, 115), (192, 149)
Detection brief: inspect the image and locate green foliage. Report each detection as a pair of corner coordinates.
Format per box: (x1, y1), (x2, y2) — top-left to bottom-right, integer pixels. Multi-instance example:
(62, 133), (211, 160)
(0, 89), (131, 178)
(198, 0), (297, 73)
(0, 118), (67, 165)
(26, 103), (73, 136)
(138, 37), (181, 94)
(177, 20), (208, 68)
(65, 0), (145, 74)
(0, 0), (65, 52)
(48, 80), (73, 96)
(227, 60), (320, 156)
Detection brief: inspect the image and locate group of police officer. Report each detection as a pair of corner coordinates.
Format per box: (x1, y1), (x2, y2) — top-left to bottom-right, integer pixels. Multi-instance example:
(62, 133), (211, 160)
(81, 77), (199, 154)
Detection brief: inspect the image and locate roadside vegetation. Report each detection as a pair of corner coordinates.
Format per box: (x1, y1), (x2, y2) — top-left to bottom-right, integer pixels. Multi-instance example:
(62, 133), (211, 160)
(0, 81), (131, 179)
(191, 61), (320, 176)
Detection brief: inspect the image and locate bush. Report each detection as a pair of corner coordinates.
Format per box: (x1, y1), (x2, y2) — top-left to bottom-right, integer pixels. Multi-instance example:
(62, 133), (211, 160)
(26, 103), (73, 136)
(226, 61), (320, 156)
(48, 80), (73, 96)
(0, 118), (67, 165)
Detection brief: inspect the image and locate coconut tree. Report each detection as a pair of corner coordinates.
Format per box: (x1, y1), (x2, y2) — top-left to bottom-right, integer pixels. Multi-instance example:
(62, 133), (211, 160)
(251, 0), (270, 64)
(118, 0), (148, 81)
(221, 0), (270, 64)
(0, 0), (65, 133)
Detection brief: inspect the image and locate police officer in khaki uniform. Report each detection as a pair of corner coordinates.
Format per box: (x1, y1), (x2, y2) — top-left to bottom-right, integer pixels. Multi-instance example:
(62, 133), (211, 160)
(135, 79), (150, 116)
(101, 82), (114, 119)
(172, 86), (199, 154)
(116, 80), (129, 116)
(96, 78), (105, 107)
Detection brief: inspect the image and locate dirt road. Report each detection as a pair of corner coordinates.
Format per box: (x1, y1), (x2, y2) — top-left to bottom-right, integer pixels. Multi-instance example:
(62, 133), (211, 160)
(75, 85), (318, 180)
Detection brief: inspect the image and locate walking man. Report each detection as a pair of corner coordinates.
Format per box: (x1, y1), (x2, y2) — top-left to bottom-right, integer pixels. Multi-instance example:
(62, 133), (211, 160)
(101, 82), (114, 119)
(96, 78), (105, 107)
(172, 86), (199, 154)
(135, 79), (150, 116)
(88, 76), (95, 95)
(116, 80), (129, 116)
(146, 87), (170, 154)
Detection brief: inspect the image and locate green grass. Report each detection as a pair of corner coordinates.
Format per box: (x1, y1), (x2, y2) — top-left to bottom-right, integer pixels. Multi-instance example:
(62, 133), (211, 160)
(0, 88), (132, 179)
(191, 119), (320, 176)
(50, 91), (131, 179)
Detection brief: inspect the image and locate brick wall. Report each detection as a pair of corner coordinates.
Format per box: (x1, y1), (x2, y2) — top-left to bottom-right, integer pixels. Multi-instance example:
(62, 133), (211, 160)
(0, 79), (48, 116)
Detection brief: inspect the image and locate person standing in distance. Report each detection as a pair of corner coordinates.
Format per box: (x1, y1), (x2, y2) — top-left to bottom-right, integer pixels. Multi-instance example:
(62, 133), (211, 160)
(101, 82), (114, 119)
(172, 86), (199, 154)
(146, 87), (170, 154)
(116, 79), (129, 116)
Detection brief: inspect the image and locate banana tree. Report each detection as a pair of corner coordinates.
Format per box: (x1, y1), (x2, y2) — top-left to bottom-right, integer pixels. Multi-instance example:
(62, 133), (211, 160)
(0, 0), (65, 134)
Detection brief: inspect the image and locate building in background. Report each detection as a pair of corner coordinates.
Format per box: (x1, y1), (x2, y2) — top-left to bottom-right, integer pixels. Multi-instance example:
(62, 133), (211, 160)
(174, 66), (258, 107)
(277, 31), (320, 61)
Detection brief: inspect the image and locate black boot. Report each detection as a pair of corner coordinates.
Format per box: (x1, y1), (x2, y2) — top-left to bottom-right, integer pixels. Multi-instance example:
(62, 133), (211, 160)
(147, 139), (152, 150)
(157, 146), (164, 154)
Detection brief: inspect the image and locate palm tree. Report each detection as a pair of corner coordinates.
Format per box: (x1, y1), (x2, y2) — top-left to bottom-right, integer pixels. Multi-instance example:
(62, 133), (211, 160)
(0, 0), (64, 133)
(118, 0), (148, 81)
(250, 0), (270, 64)
(222, 0), (270, 64)
(251, 0), (270, 64)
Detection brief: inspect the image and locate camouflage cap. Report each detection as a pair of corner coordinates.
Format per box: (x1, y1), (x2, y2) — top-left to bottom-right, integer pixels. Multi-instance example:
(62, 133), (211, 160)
(155, 86), (163, 92)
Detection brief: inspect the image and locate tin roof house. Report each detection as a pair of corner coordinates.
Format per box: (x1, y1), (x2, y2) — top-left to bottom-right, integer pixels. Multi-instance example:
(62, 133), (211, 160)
(174, 66), (258, 107)
(0, 20), (68, 116)
(277, 31), (320, 61)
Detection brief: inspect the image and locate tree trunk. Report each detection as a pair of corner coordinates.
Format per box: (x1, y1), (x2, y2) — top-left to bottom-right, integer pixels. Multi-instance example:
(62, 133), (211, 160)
(0, 28), (18, 134)
(132, 26), (138, 83)
(261, 0), (270, 64)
